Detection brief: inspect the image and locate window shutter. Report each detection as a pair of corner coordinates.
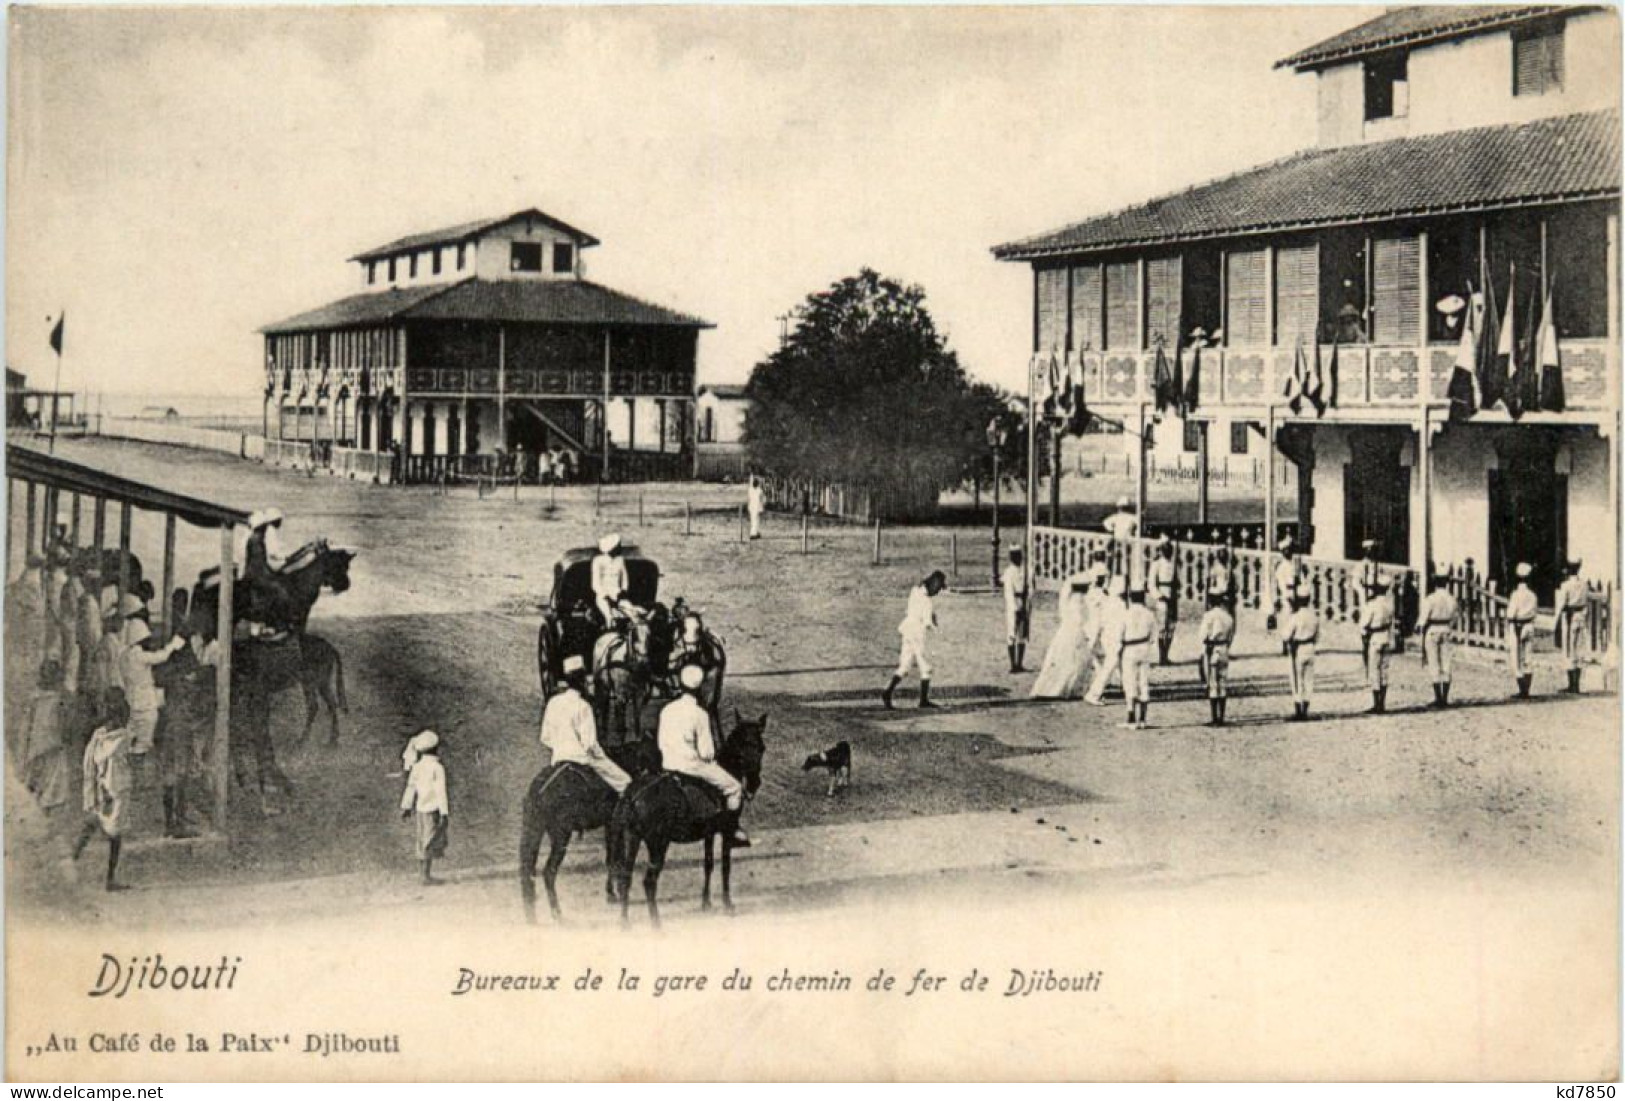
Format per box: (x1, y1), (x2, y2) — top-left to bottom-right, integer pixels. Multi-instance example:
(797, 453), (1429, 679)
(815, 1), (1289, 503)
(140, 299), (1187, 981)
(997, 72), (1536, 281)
(1372, 235), (1420, 344)
(1225, 250), (1267, 345)
(1514, 23), (1564, 96)
(1071, 264), (1104, 351)
(1273, 243), (1319, 346)
(1145, 256), (1183, 348)
(1105, 261), (1139, 350)
(1036, 268), (1069, 351)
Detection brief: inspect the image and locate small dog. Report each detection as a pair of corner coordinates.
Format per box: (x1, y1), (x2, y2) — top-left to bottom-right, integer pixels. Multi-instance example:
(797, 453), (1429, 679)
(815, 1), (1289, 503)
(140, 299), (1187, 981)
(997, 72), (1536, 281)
(801, 741), (852, 797)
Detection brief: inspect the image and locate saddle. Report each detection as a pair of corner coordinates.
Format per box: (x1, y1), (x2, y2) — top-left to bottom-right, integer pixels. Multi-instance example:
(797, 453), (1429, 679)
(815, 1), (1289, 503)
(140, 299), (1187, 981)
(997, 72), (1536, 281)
(541, 761), (617, 803)
(665, 773), (725, 820)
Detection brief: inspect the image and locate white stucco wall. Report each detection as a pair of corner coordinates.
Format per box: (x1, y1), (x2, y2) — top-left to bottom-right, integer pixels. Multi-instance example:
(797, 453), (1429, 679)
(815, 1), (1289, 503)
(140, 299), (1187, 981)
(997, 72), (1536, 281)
(1566, 430), (1614, 582)
(473, 222), (583, 282)
(1313, 10), (1619, 148)
(697, 392), (749, 445)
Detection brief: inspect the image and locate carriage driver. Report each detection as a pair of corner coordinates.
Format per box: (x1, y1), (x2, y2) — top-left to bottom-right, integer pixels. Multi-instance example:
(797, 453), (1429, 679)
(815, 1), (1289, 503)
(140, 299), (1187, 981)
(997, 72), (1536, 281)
(592, 534), (637, 626)
(540, 656), (630, 794)
(659, 665), (750, 847)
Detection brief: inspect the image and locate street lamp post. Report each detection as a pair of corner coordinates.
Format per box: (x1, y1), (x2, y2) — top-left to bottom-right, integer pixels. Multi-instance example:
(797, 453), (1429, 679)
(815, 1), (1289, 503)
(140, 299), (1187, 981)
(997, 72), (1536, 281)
(987, 418), (1007, 588)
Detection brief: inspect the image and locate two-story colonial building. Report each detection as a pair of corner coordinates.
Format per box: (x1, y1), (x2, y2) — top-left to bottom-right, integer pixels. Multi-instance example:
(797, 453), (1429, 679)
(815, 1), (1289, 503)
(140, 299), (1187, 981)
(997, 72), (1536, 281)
(261, 208), (712, 482)
(995, 5), (1619, 603)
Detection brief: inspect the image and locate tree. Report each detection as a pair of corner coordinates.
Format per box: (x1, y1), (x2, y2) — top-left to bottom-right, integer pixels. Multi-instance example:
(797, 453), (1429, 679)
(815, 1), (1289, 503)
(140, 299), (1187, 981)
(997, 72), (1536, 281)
(744, 269), (1025, 512)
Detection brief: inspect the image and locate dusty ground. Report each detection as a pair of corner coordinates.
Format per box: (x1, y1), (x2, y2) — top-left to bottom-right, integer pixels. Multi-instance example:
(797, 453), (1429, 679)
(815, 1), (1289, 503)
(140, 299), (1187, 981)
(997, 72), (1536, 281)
(5, 436), (1618, 931)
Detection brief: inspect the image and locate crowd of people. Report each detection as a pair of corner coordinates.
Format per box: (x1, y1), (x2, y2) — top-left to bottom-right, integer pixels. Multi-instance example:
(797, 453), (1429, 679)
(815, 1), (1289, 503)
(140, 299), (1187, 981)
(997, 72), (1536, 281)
(880, 512), (1597, 730)
(5, 527), (223, 892)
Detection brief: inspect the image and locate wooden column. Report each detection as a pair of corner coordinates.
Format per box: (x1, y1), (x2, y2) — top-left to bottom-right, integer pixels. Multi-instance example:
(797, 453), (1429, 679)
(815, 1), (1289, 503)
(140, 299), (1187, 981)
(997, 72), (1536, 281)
(1049, 428), (1063, 526)
(1135, 402), (1149, 534)
(1197, 422), (1210, 525)
(1024, 356), (1037, 603)
(1417, 229), (1431, 345)
(70, 492), (81, 547)
(117, 502), (133, 608)
(24, 482), (37, 562)
(4, 479), (13, 577)
(92, 497), (106, 560)
(161, 514), (177, 640)
(1265, 404), (1278, 609)
(497, 325), (507, 452)
(601, 330), (613, 481)
(1418, 408), (1432, 577)
(214, 524), (235, 832)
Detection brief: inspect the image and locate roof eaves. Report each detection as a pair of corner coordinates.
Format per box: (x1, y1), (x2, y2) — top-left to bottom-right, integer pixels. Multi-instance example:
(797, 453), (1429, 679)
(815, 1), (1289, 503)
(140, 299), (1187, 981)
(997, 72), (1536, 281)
(1274, 6), (1585, 71)
(348, 208), (603, 263)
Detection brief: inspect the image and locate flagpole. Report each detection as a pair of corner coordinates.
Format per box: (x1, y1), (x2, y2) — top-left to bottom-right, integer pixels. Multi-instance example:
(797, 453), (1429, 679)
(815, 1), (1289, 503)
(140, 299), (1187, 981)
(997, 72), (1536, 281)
(1025, 353), (1036, 606)
(48, 311), (63, 454)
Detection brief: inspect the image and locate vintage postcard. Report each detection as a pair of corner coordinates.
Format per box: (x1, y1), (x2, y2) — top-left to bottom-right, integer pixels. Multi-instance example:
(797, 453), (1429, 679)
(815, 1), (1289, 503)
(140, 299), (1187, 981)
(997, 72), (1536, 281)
(4, 3), (1620, 1083)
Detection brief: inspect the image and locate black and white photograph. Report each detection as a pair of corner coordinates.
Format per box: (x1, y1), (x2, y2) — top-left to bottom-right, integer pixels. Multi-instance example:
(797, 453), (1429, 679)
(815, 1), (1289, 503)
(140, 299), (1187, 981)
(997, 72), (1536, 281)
(3, 2), (1620, 1083)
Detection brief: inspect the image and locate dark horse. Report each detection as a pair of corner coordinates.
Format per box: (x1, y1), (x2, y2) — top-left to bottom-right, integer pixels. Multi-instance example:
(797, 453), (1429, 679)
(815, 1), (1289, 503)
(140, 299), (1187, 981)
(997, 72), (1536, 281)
(226, 634), (348, 811)
(239, 540), (356, 635)
(607, 711), (768, 927)
(518, 739), (661, 924)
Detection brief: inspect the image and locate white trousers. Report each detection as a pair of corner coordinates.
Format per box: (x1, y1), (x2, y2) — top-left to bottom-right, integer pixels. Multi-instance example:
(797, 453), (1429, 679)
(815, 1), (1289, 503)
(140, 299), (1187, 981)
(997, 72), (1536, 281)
(896, 633), (933, 679)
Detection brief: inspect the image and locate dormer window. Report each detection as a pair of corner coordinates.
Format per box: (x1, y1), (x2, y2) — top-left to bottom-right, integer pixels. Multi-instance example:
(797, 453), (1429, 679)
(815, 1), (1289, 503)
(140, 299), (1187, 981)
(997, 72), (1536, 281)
(367, 261), (377, 286)
(409, 253), (418, 278)
(510, 242), (543, 273)
(387, 257), (397, 282)
(553, 242), (575, 274)
(456, 243), (467, 270)
(1363, 51), (1408, 121)
(432, 248), (442, 276)
(1514, 20), (1564, 97)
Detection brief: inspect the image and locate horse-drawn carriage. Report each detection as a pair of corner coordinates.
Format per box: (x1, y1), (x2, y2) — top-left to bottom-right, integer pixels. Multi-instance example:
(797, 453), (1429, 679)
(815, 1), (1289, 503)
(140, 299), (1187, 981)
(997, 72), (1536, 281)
(535, 546), (725, 731)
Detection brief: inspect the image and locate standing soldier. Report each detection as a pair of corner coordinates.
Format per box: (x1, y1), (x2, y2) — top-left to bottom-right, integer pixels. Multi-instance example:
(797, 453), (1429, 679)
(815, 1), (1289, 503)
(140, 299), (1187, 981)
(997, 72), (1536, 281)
(1149, 536), (1178, 665)
(1207, 546), (1237, 612)
(1272, 535), (1301, 637)
(1556, 561), (1589, 694)
(746, 475), (765, 541)
(1118, 588), (1158, 729)
(1283, 591), (1320, 721)
(1002, 549), (1029, 673)
(883, 571), (947, 711)
(1418, 571), (1460, 708)
(1358, 539), (1382, 602)
(1198, 591), (1235, 727)
(1357, 574), (1396, 713)
(1084, 575), (1128, 706)
(1506, 563), (1539, 699)
(1102, 496), (1138, 541)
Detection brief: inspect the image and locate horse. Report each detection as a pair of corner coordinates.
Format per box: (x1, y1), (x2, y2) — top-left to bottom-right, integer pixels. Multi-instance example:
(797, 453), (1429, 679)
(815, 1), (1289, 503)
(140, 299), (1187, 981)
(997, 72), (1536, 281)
(518, 739), (662, 924)
(592, 615), (655, 747)
(607, 710), (769, 928)
(195, 540), (354, 637)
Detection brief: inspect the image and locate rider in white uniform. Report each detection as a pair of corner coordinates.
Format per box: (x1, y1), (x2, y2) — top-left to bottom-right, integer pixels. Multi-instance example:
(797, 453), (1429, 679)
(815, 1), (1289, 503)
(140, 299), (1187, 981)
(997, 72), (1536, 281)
(659, 665), (749, 845)
(540, 656), (629, 793)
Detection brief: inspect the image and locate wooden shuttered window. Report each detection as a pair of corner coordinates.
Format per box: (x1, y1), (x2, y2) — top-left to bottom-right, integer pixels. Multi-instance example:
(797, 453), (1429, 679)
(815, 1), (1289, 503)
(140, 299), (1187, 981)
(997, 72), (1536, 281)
(1104, 261), (1139, 350)
(1144, 256), (1183, 348)
(1225, 249), (1268, 346)
(1036, 267), (1069, 351)
(1514, 22), (1564, 97)
(1371, 235), (1421, 345)
(1273, 243), (1319, 346)
(1071, 264), (1104, 351)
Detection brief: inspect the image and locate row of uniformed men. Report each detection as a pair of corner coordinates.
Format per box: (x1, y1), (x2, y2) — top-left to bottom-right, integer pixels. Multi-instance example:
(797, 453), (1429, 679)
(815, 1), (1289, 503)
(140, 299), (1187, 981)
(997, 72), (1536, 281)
(885, 538), (1595, 725)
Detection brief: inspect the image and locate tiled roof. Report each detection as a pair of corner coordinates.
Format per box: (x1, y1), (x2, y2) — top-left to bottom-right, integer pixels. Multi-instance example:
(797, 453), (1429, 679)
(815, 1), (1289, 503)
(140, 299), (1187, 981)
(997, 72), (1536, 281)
(993, 110), (1619, 262)
(349, 208), (601, 263)
(261, 278), (712, 333)
(1276, 5), (1588, 70)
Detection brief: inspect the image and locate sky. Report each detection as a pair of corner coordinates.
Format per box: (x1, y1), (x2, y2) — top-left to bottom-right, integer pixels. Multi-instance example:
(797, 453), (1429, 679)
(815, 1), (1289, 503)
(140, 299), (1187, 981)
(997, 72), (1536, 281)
(7, 4), (1370, 402)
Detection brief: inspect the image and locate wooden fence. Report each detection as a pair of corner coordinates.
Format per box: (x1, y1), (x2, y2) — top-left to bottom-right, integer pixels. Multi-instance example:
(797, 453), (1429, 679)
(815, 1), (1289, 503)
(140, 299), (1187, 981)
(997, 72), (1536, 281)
(758, 473), (940, 523)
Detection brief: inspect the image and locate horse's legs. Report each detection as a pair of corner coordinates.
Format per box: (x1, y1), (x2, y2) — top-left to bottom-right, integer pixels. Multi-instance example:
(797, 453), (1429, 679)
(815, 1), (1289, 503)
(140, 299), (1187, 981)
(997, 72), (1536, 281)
(721, 836), (735, 913)
(321, 678), (342, 745)
(299, 678), (320, 746)
(701, 834), (715, 911)
(541, 830), (570, 921)
(604, 824), (618, 904)
(616, 830), (639, 926)
(643, 839), (668, 929)
(519, 803), (544, 925)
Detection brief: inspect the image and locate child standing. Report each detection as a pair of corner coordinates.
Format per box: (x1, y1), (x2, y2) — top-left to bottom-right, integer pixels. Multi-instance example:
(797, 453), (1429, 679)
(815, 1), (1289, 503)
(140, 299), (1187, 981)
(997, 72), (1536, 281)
(1198, 593), (1236, 727)
(400, 730), (449, 886)
(72, 689), (134, 891)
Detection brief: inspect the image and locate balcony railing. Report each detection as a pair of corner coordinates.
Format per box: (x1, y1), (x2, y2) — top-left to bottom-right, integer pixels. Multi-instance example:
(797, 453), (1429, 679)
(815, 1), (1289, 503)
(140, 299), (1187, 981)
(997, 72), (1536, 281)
(1040, 339), (1616, 417)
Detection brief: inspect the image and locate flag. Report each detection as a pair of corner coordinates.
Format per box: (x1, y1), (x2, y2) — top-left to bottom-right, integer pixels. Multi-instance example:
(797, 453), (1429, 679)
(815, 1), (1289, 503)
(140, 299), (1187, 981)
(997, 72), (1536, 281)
(1477, 261), (1506, 409)
(1284, 341), (1307, 414)
(48, 313), (64, 356)
(1306, 339), (1326, 416)
(1538, 285), (1565, 412)
(1152, 343), (1175, 415)
(1170, 339), (1186, 416)
(1491, 268), (1516, 413)
(1181, 341), (1202, 413)
(1508, 282), (1540, 419)
(1068, 356), (1091, 434)
(1325, 333), (1339, 411)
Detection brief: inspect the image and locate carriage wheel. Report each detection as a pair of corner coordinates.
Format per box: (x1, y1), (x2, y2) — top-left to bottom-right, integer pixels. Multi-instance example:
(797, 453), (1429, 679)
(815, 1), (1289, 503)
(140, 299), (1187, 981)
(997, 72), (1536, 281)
(537, 625), (558, 698)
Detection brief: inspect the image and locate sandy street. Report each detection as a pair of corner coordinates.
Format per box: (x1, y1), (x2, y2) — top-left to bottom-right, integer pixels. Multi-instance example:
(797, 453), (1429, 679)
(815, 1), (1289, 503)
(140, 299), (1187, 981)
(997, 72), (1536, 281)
(6, 437), (1617, 934)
